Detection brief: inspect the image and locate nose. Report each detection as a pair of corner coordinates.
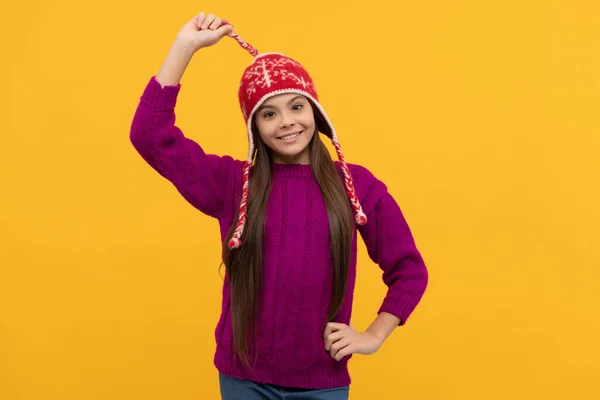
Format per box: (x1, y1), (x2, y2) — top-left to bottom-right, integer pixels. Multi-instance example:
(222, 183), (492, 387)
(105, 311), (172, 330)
(279, 111), (295, 128)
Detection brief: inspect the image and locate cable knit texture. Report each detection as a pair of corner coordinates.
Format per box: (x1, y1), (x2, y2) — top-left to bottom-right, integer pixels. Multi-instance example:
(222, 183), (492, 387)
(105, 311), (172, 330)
(130, 76), (429, 389)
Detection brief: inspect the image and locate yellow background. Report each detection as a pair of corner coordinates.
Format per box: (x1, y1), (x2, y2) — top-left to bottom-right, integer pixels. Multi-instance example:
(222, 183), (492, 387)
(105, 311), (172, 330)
(1, 0), (599, 398)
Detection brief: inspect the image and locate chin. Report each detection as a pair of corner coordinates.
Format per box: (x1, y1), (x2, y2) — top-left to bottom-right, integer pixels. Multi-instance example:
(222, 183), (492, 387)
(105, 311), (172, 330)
(277, 143), (309, 156)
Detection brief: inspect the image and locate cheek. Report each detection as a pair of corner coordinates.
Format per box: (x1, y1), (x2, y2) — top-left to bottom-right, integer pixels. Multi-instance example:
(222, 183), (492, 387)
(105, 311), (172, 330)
(304, 129), (316, 143)
(300, 111), (316, 126)
(256, 120), (275, 140)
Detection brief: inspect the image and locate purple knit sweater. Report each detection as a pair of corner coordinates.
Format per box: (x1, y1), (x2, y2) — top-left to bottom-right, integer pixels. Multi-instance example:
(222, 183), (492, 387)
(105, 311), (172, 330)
(130, 76), (428, 389)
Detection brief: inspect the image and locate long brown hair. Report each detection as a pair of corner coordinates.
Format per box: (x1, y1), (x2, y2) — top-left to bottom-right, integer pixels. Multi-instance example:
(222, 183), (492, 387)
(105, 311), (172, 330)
(222, 109), (354, 369)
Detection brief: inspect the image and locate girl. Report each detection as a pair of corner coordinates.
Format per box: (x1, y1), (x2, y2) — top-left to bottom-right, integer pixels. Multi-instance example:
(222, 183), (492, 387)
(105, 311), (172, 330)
(130, 12), (429, 400)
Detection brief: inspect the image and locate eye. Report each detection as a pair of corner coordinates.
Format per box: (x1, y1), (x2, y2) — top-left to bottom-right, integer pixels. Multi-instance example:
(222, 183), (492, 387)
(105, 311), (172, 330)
(292, 104), (303, 111)
(263, 111), (275, 118)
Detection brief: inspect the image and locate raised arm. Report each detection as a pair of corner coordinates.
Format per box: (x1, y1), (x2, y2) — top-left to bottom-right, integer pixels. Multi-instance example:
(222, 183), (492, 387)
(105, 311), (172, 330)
(129, 13), (240, 219)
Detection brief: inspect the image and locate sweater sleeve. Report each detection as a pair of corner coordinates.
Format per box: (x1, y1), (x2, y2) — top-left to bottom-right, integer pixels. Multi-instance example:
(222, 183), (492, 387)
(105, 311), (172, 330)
(129, 76), (240, 219)
(352, 166), (429, 326)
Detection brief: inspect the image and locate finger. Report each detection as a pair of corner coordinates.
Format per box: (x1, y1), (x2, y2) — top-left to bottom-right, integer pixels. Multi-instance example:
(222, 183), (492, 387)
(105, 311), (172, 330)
(193, 12), (206, 29)
(323, 324), (334, 340)
(201, 13), (215, 30)
(209, 17), (222, 30)
(335, 344), (354, 361)
(324, 330), (345, 351)
(324, 322), (347, 342)
(216, 24), (234, 37)
(330, 337), (351, 359)
(325, 322), (348, 334)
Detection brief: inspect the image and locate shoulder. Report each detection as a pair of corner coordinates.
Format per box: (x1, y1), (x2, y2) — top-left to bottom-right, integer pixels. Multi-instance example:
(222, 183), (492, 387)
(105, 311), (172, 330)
(230, 156), (247, 174)
(334, 162), (389, 216)
(213, 156), (247, 223)
(224, 156), (247, 190)
(205, 154), (245, 180)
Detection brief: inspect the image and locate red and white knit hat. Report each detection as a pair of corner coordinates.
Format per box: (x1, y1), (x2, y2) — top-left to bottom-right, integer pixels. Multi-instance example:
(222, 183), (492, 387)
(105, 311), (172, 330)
(225, 27), (367, 249)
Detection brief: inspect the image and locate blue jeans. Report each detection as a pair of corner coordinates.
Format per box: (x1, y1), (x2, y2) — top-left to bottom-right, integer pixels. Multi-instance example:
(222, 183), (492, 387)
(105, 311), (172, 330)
(219, 373), (350, 400)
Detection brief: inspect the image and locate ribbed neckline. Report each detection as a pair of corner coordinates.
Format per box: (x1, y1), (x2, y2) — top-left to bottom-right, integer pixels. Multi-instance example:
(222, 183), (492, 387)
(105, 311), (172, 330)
(271, 162), (314, 177)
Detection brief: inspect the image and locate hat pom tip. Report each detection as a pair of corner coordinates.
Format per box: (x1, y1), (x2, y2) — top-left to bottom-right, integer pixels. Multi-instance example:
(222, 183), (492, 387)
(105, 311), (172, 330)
(355, 213), (367, 225)
(228, 237), (242, 249)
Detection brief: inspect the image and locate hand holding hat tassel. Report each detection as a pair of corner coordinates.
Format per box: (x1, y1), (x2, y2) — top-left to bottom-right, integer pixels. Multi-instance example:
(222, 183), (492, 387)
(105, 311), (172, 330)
(175, 12), (234, 53)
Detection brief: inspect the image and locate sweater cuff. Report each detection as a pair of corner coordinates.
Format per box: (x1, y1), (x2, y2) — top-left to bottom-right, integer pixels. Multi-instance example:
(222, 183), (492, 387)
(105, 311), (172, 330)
(140, 76), (182, 110)
(378, 297), (418, 326)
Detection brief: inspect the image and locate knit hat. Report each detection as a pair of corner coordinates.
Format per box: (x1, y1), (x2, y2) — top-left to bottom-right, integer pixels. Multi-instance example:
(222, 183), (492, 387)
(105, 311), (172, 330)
(225, 26), (367, 249)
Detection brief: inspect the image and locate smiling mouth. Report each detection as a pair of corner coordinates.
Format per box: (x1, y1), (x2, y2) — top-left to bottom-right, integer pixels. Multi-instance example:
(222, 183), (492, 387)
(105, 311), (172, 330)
(278, 131), (303, 141)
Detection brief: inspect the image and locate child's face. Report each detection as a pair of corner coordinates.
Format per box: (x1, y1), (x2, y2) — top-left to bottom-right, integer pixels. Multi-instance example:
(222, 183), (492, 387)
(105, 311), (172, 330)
(254, 93), (316, 164)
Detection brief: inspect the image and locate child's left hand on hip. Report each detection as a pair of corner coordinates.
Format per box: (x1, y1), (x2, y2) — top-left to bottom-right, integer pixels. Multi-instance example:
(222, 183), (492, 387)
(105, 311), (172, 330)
(323, 322), (384, 361)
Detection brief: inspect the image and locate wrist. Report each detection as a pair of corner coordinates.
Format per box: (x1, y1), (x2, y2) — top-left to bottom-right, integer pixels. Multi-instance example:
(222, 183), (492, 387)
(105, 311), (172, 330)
(365, 327), (386, 343)
(365, 312), (401, 343)
(172, 37), (199, 57)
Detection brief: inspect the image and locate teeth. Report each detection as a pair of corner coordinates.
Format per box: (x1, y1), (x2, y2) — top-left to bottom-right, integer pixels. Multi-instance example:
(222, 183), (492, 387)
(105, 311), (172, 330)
(280, 132), (301, 140)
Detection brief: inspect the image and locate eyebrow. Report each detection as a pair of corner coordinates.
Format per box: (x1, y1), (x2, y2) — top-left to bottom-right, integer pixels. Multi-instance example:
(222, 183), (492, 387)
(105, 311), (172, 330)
(257, 95), (305, 113)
